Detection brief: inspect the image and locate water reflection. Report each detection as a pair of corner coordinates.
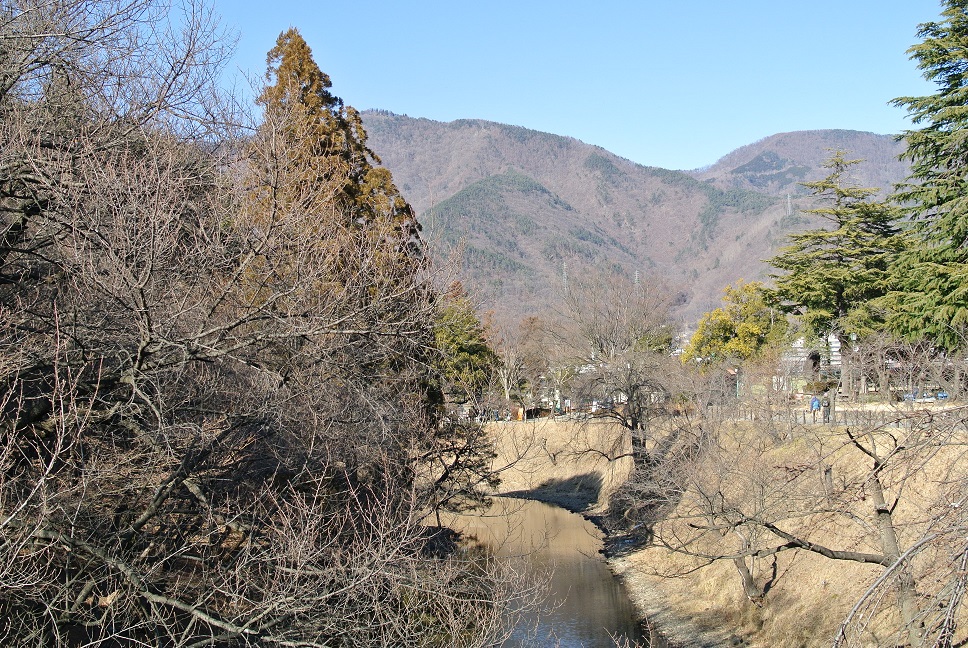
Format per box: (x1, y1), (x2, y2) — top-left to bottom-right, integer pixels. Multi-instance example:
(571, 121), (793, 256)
(449, 498), (645, 647)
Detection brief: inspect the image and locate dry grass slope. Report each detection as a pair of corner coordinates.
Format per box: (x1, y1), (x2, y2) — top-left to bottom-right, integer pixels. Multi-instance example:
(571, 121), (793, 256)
(486, 418), (634, 513)
(622, 417), (967, 648)
(480, 410), (966, 648)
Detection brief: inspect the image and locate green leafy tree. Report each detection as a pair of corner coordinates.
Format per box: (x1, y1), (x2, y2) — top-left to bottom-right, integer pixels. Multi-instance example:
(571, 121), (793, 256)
(434, 283), (499, 407)
(682, 281), (786, 366)
(888, 0), (968, 350)
(422, 283), (502, 522)
(767, 152), (906, 350)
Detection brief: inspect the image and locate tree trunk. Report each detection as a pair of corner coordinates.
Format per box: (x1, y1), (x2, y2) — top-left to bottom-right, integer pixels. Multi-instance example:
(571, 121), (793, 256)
(868, 475), (923, 647)
(822, 465), (834, 497)
(733, 556), (763, 603)
(878, 367), (892, 404)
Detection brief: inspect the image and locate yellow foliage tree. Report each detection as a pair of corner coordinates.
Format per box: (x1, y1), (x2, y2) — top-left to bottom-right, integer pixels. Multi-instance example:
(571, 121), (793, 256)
(682, 281), (787, 367)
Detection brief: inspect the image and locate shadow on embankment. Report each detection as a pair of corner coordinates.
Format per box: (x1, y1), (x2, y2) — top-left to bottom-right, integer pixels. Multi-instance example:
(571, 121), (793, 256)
(500, 472), (604, 514)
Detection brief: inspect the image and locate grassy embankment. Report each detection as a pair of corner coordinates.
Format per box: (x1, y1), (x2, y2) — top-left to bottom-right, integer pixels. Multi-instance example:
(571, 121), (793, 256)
(485, 417), (633, 513)
(486, 410), (968, 648)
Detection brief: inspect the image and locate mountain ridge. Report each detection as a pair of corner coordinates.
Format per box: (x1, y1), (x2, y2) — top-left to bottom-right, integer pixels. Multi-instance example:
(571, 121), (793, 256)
(690, 129), (906, 197)
(362, 111), (909, 326)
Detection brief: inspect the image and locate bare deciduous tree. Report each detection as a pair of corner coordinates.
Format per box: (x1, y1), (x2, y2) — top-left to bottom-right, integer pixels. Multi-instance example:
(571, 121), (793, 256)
(620, 350), (968, 647)
(556, 271), (677, 451)
(0, 2), (528, 645)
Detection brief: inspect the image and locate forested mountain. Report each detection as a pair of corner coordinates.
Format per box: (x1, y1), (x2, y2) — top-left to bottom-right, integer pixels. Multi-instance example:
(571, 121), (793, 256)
(362, 112), (908, 325)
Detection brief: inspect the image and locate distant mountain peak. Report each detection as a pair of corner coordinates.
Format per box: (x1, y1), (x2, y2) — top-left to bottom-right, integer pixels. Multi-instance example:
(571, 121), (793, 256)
(361, 112), (909, 326)
(693, 129), (907, 197)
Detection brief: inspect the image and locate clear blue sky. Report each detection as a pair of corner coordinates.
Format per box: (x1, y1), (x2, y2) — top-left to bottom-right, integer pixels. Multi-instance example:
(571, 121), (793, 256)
(214, 0), (941, 170)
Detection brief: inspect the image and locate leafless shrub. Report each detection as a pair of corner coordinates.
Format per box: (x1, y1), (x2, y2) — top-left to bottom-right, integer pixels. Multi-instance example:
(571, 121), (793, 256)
(0, 1), (526, 645)
(620, 348), (968, 646)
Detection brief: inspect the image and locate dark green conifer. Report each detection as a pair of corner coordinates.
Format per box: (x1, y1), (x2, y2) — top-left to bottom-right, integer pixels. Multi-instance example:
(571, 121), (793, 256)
(887, 0), (968, 349)
(768, 152), (906, 348)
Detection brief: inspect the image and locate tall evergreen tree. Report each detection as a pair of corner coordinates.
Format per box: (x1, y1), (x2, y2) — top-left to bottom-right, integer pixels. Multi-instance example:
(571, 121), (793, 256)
(255, 28), (419, 243)
(434, 282), (499, 406)
(767, 152), (906, 350)
(888, 0), (968, 350)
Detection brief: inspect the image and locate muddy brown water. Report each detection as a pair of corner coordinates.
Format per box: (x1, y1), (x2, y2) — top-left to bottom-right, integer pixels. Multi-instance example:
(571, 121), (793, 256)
(448, 497), (648, 647)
